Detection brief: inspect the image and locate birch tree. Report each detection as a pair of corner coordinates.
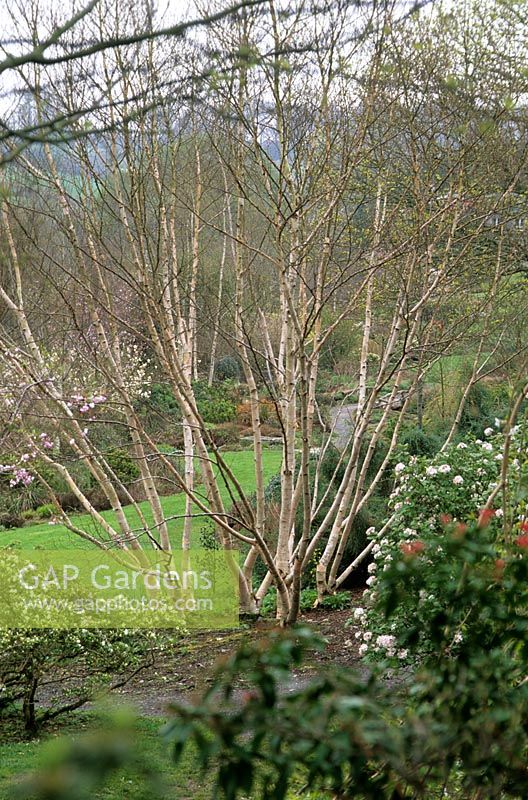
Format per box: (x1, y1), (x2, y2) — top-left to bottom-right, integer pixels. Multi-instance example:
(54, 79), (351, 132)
(2, 0), (528, 623)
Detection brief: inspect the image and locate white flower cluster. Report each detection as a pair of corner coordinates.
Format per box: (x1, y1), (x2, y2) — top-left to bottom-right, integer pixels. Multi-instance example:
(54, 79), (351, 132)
(353, 427), (525, 662)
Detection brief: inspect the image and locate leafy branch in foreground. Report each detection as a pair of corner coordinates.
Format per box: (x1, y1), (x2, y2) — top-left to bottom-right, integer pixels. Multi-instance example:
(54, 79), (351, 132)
(8, 517), (528, 798)
(165, 519), (528, 799)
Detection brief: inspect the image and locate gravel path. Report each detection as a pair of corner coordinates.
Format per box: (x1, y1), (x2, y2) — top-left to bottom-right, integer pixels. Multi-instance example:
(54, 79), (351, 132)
(35, 607), (378, 718)
(329, 404), (357, 450)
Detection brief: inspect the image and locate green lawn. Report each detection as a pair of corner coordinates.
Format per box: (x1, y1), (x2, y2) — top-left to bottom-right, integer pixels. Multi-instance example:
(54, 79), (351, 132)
(0, 447), (289, 797)
(0, 449), (282, 550)
(0, 713), (212, 800)
(0, 710), (324, 799)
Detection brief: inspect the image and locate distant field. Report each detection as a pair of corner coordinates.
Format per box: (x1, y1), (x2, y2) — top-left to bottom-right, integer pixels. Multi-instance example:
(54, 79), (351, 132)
(0, 448), (282, 550)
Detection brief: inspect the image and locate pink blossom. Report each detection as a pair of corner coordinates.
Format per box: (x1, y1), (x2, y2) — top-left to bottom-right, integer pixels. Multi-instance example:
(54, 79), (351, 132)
(10, 467), (34, 487)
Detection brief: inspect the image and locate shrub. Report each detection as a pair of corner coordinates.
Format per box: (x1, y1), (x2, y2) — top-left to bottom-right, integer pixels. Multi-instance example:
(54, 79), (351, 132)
(148, 382), (180, 414)
(318, 314), (361, 371)
(399, 425), (442, 456)
(259, 587), (351, 616)
(424, 371), (512, 439)
(201, 397), (237, 423)
(0, 457), (86, 517)
(0, 479), (47, 514)
(355, 424), (525, 661)
(164, 526), (528, 799)
(135, 382), (182, 437)
(210, 422), (241, 447)
(235, 402), (253, 426)
(199, 520), (220, 550)
(35, 503), (59, 519)
(0, 628), (157, 734)
(214, 356), (241, 382)
(104, 447), (141, 485)
(192, 381), (237, 424)
(58, 491), (83, 512)
(0, 512), (24, 529)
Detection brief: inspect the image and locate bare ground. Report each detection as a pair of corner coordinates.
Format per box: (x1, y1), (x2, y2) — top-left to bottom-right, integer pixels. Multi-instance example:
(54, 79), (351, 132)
(28, 594), (373, 722)
(107, 598), (366, 716)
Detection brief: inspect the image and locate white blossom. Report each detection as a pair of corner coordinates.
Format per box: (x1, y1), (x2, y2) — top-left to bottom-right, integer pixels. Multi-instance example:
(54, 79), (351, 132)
(375, 634), (396, 656)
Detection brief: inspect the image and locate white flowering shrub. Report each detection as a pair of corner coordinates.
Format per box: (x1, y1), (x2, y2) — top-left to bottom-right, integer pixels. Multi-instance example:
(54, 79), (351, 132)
(355, 424), (528, 661)
(0, 628), (158, 734)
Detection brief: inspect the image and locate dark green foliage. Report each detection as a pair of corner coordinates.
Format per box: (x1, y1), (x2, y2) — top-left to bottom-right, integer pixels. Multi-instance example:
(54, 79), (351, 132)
(210, 422), (241, 447)
(165, 522), (528, 799)
(260, 588), (351, 616)
(263, 473), (281, 501)
(319, 444), (347, 483)
(317, 316), (361, 371)
(214, 356), (241, 382)
(148, 383), (180, 415)
(104, 448), (141, 485)
(399, 425), (442, 456)
(0, 456), (87, 516)
(199, 520), (220, 550)
(34, 503), (59, 519)
(135, 383), (182, 438)
(192, 381), (237, 424)
(424, 375), (513, 441)
(0, 512), (24, 529)
(458, 381), (507, 437)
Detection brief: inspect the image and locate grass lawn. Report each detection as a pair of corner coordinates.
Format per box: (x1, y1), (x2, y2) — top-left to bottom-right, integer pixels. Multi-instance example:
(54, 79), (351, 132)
(0, 445), (324, 798)
(0, 713), (212, 800)
(0, 710), (326, 799)
(0, 448), (282, 550)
